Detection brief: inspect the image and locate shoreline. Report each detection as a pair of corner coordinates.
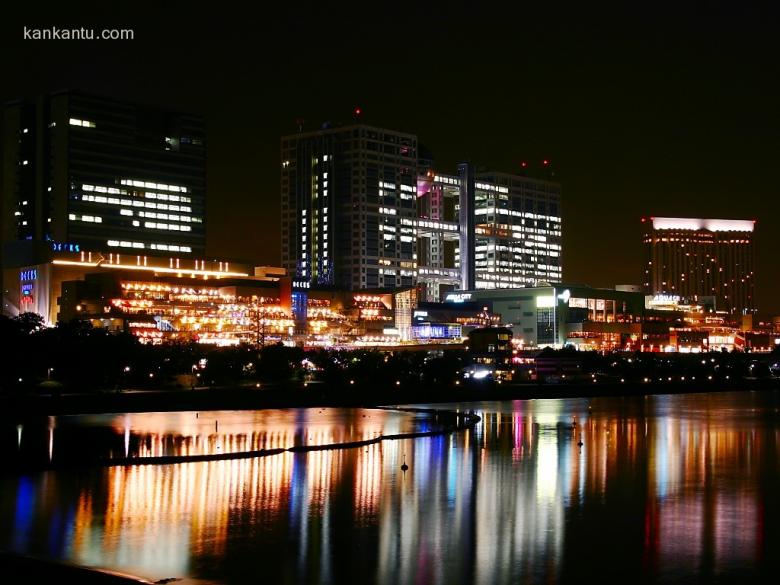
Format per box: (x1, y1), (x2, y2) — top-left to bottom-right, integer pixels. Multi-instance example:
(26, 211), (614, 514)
(1, 378), (778, 418)
(0, 552), (157, 585)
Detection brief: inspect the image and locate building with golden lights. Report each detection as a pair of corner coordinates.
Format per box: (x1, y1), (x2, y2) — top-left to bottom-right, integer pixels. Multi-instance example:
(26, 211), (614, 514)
(642, 217), (756, 317)
(3, 248), (487, 347)
(3, 249), (291, 345)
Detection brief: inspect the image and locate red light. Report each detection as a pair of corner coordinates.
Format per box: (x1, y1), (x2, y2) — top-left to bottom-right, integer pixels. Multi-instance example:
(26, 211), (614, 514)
(542, 159), (549, 166)
(521, 161), (528, 168)
(641, 217), (646, 223)
(354, 107), (362, 116)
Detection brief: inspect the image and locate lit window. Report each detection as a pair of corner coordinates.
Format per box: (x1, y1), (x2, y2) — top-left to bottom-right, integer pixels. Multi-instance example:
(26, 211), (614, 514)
(69, 118), (96, 128)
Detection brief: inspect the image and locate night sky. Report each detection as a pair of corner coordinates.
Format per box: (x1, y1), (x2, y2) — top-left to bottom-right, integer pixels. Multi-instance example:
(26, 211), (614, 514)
(3, 3), (779, 316)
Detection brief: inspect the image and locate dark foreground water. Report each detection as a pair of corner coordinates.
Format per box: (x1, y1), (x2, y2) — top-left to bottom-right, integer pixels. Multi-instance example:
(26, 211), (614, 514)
(1, 391), (779, 584)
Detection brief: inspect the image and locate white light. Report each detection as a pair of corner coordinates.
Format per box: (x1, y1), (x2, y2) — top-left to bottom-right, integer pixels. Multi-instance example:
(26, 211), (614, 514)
(536, 295), (556, 308)
(69, 118), (95, 128)
(651, 217), (754, 233)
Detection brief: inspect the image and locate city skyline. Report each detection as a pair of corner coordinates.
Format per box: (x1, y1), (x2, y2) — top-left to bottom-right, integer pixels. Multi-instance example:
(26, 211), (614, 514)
(1, 8), (780, 585)
(1, 5), (778, 316)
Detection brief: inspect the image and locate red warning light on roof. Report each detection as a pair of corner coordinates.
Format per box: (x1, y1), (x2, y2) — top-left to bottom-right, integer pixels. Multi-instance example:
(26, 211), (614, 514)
(354, 107), (362, 116)
(521, 161), (528, 168)
(542, 159), (550, 166)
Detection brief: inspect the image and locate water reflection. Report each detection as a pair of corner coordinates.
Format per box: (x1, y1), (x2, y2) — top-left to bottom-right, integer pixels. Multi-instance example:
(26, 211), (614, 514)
(0, 391), (778, 584)
(6, 408), (421, 465)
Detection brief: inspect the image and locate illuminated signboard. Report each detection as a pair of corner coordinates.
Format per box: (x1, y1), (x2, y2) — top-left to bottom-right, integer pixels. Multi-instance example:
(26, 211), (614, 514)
(21, 283), (34, 304)
(650, 294), (681, 305)
(51, 242), (80, 252)
(20, 269), (38, 281)
(292, 280), (310, 289)
(445, 293), (472, 303)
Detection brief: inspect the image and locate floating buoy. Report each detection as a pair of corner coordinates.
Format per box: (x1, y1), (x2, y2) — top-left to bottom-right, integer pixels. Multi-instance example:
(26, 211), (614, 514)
(401, 454), (409, 472)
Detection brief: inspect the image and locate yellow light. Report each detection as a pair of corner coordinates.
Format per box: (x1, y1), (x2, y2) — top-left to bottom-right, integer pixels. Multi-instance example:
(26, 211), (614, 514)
(52, 259), (249, 278)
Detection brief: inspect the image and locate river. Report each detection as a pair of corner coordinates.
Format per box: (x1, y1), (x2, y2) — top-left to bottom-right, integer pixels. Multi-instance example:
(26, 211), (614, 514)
(1, 391), (778, 584)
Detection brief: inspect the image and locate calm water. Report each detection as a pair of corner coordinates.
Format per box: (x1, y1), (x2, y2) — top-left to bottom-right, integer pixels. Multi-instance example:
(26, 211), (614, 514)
(0, 391), (779, 584)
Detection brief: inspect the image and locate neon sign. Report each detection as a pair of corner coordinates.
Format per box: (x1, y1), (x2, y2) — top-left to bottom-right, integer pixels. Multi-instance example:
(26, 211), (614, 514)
(21, 283), (34, 304)
(51, 242), (80, 252)
(651, 294), (680, 304)
(445, 293), (472, 303)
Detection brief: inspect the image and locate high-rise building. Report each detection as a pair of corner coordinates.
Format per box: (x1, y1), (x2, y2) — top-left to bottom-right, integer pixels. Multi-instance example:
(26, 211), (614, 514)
(472, 171), (562, 289)
(281, 124), (419, 290)
(416, 169), (562, 300)
(2, 91), (206, 259)
(281, 122), (563, 297)
(642, 217), (756, 315)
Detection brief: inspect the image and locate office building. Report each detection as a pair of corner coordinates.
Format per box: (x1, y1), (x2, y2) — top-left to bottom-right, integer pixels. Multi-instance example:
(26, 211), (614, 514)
(2, 90), (206, 260)
(416, 169), (562, 300)
(282, 123), (563, 299)
(642, 217), (755, 316)
(281, 124), (419, 290)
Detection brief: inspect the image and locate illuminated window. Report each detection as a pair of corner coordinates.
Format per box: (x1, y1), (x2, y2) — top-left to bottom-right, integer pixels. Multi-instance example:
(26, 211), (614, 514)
(69, 118), (96, 128)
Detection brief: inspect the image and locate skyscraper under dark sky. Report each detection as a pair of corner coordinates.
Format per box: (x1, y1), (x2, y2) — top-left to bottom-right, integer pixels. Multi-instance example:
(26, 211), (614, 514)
(643, 217), (755, 315)
(1, 90), (206, 260)
(281, 124), (419, 290)
(282, 122), (564, 297)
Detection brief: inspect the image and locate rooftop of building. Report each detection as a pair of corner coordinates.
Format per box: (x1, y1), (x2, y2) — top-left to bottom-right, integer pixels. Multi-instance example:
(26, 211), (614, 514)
(3, 89), (204, 119)
(645, 217), (756, 232)
(281, 121), (417, 141)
